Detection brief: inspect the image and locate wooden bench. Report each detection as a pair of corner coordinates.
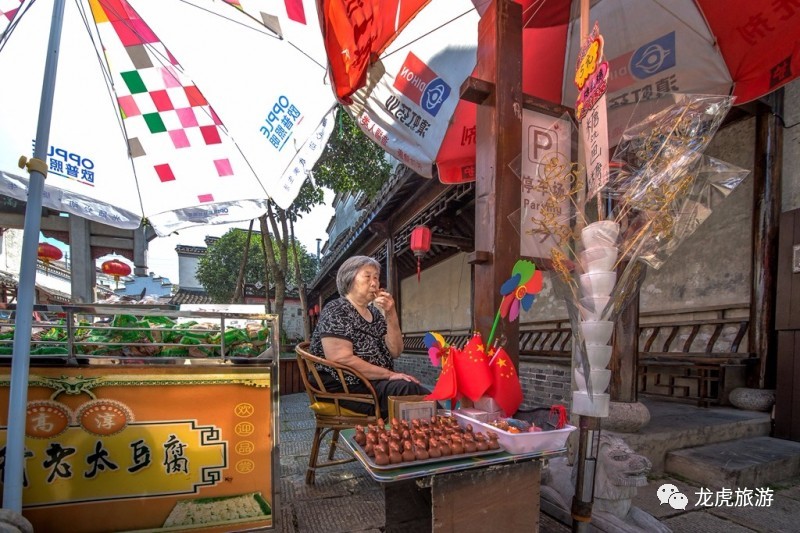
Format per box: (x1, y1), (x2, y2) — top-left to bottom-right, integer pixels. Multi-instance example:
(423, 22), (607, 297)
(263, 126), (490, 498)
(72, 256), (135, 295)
(637, 311), (758, 407)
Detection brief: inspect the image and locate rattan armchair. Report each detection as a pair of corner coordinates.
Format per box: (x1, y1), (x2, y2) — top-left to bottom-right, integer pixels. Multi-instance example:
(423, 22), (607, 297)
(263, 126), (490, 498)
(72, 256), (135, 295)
(294, 341), (381, 484)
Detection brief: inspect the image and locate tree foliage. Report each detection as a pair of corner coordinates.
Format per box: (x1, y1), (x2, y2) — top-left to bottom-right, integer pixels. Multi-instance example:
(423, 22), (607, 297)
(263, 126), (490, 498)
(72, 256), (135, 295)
(311, 106), (393, 201)
(196, 227), (315, 303)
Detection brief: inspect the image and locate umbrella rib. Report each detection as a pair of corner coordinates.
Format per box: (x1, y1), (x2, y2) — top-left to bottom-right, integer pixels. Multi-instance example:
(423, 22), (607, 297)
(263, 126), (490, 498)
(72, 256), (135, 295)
(521, 0), (549, 27)
(380, 7), (479, 61)
(0, 0), (36, 53)
(178, 0), (282, 39)
(75, 0), (116, 92)
(651, 0), (716, 47)
(177, 0), (327, 72)
(78, 0), (149, 217)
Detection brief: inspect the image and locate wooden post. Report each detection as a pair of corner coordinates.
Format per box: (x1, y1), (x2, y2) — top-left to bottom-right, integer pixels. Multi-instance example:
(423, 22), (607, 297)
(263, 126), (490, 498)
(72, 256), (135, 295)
(386, 228), (401, 324)
(750, 91), (782, 389)
(610, 262), (645, 402)
(469, 0), (522, 363)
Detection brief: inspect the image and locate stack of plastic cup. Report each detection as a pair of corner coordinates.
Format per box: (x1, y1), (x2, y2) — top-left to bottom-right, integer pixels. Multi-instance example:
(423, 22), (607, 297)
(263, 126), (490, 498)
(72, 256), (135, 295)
(573, 220), (619, 417)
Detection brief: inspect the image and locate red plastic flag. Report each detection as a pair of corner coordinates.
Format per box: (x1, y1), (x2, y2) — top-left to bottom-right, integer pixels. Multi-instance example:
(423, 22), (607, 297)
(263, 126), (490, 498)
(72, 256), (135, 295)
(425, 348), (458, 402)
(487, 347), (524, 417)
(453, 333), (493, 402)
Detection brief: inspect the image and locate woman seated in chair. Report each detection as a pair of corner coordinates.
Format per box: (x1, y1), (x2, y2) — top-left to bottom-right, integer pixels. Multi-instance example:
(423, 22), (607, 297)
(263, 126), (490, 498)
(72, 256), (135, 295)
(309, 255), (429, 416)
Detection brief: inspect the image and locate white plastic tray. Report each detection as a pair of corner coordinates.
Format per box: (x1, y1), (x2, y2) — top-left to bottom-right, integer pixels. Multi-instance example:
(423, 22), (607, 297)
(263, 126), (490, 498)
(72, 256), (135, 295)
(454, 412), (576, 455)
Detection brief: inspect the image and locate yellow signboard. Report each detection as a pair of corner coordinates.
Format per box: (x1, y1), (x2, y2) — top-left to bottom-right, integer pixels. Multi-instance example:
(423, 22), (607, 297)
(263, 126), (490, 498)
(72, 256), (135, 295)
(0, 364), (274, 532)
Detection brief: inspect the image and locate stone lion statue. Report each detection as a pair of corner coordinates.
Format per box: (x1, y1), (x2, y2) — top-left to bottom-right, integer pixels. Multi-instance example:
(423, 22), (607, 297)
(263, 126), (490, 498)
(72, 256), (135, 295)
(541, 433), (670, 533)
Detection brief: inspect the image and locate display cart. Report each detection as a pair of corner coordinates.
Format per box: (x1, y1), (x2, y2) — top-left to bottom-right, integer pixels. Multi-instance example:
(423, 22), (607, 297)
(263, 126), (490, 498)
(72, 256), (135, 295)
(0, 303), (280, 532)
(341, 427), (567, 532)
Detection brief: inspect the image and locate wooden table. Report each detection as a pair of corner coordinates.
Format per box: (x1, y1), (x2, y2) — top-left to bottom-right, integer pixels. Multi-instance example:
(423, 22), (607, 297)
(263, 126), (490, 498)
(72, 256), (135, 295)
(341, 429), (565, 532)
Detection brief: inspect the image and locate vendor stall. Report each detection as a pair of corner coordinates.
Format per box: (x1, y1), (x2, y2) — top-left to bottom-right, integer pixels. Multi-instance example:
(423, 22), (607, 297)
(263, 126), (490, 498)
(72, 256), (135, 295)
(0, 303), (280, 532)
(340, 414), (571, 532)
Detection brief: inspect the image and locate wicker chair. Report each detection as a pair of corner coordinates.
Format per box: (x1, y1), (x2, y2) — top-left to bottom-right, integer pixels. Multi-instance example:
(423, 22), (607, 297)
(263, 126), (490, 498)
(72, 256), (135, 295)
(294, 341), (381, 484)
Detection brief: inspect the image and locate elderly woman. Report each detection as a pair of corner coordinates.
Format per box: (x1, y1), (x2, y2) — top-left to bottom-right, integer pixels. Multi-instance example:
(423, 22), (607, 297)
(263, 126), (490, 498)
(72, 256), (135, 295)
(309, 255), (429, 416)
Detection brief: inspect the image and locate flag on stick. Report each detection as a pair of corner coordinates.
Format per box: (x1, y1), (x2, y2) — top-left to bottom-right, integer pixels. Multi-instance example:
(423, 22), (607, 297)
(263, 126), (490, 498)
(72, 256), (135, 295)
(425, 347), (458, 402)
(487, 347), (524, 416)
(453, 333), (493, 402)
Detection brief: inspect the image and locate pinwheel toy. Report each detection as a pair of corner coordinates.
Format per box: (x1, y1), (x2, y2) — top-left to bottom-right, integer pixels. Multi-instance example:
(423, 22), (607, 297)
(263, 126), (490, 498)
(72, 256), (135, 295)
(423, 331), (449, 367)
(487, 260), (544, 348)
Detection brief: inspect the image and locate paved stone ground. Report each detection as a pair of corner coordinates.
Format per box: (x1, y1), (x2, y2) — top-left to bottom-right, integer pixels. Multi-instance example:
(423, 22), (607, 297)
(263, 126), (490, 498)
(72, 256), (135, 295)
(277, 393), (800, 532)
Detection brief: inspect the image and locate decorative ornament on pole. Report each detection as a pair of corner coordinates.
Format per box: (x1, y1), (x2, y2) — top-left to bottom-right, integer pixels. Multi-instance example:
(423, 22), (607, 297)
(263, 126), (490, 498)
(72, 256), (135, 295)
(101, 258), (132, 289)
(37, 242), (63, 275)
(409, 225), (432, 282)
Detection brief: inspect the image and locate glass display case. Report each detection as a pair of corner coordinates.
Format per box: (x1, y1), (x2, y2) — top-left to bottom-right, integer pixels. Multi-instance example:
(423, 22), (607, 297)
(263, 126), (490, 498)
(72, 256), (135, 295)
(0, 303), (281, 532)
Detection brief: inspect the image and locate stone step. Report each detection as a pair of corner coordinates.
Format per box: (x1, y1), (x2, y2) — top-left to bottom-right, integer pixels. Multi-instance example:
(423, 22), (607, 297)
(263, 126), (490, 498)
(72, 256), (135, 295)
(665, 436), (800, 489)
(607, 400), (771, 473)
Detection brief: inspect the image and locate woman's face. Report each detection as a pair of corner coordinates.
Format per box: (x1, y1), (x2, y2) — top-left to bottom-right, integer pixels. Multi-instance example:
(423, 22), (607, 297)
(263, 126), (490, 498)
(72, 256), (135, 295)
(348, 265), (380, 302)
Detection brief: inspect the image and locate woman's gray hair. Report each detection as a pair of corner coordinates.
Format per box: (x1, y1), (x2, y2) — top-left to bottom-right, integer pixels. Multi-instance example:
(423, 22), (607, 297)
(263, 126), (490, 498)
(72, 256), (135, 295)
(337, 255), (381, 296)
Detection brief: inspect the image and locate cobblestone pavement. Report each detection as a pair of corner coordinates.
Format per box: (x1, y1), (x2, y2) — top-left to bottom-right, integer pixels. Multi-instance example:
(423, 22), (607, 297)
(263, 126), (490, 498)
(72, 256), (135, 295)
(278, 393), (800, 532)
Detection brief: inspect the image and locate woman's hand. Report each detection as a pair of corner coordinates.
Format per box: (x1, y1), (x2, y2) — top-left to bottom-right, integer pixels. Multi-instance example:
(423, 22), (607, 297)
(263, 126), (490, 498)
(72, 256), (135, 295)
(388, 371), (421, 384)
(372, 289), (395, 315)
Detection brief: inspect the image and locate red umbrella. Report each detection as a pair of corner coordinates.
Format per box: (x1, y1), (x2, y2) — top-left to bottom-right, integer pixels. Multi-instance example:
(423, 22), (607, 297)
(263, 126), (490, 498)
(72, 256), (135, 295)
(320, 0), (800, 184)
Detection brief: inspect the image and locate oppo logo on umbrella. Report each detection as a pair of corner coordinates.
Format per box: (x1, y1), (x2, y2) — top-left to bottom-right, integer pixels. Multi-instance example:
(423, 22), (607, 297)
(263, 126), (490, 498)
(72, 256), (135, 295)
(393, 52), (451, 117)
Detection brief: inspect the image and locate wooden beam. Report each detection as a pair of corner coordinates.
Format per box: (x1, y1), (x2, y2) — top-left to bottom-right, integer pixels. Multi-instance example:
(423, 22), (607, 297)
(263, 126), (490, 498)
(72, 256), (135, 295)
(472, 0), (522, 361)
(431, 235), (474, 252)
(750, 92), (783, 389)
(461, 79), (572, 117)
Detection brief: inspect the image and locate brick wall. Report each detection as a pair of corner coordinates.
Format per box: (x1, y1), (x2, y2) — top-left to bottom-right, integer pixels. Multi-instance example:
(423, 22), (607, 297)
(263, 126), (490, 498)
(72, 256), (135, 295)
(395, 353), (572, 411)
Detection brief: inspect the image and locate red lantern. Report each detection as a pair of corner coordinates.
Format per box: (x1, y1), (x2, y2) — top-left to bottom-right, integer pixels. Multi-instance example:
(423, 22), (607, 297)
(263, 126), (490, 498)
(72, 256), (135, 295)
(38, 243), (63, 274)
(101, 258), (132, 289)
(314, 304), (320, 315)
(409, 225), (432, 282)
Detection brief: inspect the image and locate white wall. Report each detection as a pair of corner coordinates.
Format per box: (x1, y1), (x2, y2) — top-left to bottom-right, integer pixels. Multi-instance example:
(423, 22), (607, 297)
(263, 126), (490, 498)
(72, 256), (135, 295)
(401, 253), (472, 333)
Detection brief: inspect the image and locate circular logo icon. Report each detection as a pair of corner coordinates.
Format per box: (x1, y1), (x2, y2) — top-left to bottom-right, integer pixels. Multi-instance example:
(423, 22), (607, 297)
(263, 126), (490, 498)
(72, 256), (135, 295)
(235, 440), (256, 456)
(234, 403), (255, 417)
(235, 459), (255, 474)
(26, 401), (71, 439)
(77, 399), (133, 436)
(235, 421), (255, 437)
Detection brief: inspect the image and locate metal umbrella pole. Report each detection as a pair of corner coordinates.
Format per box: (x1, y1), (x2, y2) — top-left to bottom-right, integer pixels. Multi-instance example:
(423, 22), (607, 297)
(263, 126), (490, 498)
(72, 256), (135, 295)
(2, 0), (66, 513)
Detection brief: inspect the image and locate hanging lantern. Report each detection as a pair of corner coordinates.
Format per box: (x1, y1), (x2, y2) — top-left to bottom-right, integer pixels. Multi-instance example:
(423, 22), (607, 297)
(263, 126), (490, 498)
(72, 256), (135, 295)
(37, 243), (63, 274)
(409, 225), (432, 282)
(314, 304), (320, 315)
(101, 258), (132, 289)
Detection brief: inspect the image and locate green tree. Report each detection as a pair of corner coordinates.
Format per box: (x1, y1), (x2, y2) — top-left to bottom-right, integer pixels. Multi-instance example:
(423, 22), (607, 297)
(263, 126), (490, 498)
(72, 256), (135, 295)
(195, 227), (315, 304)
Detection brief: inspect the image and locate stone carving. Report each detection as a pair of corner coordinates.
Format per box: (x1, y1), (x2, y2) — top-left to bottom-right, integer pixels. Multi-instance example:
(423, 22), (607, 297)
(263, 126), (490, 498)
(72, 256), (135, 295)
(541, 434), (670, 533)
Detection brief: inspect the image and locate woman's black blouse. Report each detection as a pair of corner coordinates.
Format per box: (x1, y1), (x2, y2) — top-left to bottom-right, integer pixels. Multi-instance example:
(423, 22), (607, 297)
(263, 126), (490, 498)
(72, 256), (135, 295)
(309, 297), (393, 385)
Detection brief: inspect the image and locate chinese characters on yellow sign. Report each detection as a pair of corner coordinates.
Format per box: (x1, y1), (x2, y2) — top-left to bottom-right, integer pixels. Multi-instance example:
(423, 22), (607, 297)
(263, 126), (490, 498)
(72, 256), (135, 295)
(0, 365), (274, 532)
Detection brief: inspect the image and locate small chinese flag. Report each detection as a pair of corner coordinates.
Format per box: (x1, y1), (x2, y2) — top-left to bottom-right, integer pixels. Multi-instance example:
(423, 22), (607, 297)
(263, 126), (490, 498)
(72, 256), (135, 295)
(453, 333), (493, 402)
(487, 347), (524, 417)
(425, 348), (458, 402)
